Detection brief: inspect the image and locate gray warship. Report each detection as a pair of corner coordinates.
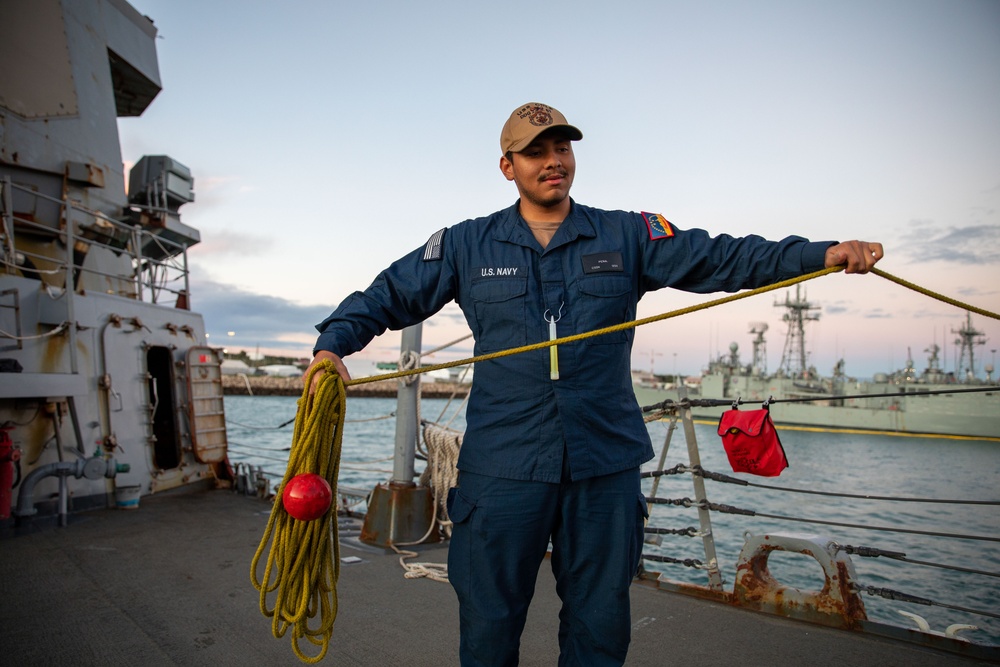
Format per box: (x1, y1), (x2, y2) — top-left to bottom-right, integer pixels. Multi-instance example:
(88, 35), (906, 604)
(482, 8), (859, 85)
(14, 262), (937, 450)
(634, 285), (999, 441)
(2, 2), (997, 665)
(1, 0), (228, 527)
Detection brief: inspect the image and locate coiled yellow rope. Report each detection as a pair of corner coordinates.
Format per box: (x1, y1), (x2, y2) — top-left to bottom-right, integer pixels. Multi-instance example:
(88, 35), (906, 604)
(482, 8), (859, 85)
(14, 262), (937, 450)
(250, 265), (999, 663)
(251, 361), (345, 663)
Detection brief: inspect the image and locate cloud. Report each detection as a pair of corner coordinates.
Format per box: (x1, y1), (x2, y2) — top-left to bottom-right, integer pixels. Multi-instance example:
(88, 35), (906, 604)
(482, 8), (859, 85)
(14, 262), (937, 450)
(897, 220), (1000, 264)
(191, 276), (332, 354)
(953, 283), (1000, 300)
(189, 175), (248, 209)
(189, 230), (270, 257)
(185, 272), (477, 361)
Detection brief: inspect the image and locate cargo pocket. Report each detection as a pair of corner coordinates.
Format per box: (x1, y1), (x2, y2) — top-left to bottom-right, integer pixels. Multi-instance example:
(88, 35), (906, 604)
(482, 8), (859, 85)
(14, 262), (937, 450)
(631, 493), (649, 577)
(446, 486), (475, 525)
(446, 487), (476, 600)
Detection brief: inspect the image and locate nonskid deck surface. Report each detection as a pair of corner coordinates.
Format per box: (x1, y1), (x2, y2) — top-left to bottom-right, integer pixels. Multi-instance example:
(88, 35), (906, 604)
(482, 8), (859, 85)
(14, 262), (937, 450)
(3, 490), (992, 666)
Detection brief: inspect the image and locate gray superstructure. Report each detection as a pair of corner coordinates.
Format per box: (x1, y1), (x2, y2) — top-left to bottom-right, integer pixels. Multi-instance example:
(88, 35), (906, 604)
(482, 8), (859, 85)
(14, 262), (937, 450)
(1, 0), (227, 528)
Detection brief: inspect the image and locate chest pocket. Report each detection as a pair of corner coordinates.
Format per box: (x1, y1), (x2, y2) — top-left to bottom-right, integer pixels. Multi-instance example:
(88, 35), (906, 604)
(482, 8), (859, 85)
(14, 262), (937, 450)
(471, 277), (528, 352)
(575, 275), (633, 345)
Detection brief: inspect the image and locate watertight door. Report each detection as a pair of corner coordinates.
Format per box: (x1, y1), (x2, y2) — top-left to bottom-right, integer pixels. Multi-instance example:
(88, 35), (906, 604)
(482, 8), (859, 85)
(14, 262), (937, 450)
(185, 347), (228, 463)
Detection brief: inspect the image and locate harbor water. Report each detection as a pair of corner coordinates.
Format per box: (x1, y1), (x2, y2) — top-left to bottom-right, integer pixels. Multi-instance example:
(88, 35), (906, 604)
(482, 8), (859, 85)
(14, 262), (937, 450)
(224, 394), (999, 647)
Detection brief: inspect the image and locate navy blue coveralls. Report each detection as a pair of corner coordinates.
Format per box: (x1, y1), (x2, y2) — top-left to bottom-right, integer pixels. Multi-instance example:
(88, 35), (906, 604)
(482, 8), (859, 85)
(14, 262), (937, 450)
(314, 200), (833, 665)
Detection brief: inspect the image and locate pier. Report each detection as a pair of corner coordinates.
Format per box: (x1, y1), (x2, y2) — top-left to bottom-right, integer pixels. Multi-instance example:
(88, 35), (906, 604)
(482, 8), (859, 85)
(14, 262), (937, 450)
(222, 374), (469, 398)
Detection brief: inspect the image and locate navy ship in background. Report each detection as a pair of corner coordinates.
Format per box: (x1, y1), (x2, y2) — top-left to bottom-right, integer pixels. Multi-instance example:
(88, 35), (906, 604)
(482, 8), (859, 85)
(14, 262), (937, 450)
(634, 285), (999, 440)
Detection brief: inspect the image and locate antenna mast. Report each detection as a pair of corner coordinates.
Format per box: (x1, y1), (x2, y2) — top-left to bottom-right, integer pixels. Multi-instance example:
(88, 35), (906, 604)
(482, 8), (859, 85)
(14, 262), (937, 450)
(748, 322), (768, 376)
(953, 312), (986, 381)
(775, 284), (820, 378)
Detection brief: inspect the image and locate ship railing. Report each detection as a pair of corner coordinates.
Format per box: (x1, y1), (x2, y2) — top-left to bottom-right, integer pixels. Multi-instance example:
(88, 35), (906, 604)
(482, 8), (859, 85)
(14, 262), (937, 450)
(1, 177), (191, 308)
(640, 399), (998, 657)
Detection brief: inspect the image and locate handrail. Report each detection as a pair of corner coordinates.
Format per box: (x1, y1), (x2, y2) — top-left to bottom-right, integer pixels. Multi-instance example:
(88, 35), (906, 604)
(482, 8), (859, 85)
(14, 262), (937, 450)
(0, 178), (192, 306)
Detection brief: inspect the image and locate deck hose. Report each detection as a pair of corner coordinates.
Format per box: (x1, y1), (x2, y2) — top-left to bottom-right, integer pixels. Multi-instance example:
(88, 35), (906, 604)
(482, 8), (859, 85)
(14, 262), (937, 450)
(251, 361), (345, 663)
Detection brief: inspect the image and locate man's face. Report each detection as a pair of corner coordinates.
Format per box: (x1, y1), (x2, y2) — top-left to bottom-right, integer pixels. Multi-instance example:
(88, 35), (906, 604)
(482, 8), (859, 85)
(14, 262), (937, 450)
(500, 131), (576, 211)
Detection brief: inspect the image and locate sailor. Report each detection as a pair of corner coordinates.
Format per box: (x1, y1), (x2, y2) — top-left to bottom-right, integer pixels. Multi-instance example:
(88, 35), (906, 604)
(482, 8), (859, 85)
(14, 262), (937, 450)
(308, 102), (883, 666)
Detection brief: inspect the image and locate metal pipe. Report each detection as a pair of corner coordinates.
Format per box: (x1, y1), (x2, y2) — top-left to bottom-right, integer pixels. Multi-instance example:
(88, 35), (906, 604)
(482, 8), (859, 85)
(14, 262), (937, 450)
(14, 461), (78, 520)
(63, 203), (78, 374)
(13, 456), (127, 521)
(391, 324), (422, 484)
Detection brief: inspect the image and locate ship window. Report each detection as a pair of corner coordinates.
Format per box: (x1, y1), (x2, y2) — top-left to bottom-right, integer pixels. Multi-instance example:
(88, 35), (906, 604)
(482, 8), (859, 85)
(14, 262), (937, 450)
(147, 346), (181, 470)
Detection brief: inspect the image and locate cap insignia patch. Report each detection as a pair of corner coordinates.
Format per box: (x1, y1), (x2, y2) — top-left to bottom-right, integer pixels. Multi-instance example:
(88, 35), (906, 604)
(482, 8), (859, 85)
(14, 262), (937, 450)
(519, 104), (554, 127)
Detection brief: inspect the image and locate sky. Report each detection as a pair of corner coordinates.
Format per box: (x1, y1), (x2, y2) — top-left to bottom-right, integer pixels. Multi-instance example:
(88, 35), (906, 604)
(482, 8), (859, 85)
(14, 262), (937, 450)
(116, 0), (1000, 380)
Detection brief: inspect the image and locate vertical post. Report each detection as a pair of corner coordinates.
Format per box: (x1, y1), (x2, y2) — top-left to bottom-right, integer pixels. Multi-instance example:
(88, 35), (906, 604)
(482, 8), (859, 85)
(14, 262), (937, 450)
(130, 225), (143, 300)
(360, 322), (439, 547)
(392, 324), (421, 483)
(63, 205), (78, 375)
(1, 177), (16, 275)
(678, 386), (724, 591)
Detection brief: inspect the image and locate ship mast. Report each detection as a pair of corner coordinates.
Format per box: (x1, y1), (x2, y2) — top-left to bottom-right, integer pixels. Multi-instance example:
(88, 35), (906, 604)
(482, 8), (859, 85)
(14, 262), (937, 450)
(748, 322), (768, 376)
(952, 312), (986, 381)
(775, 284), (820, 378)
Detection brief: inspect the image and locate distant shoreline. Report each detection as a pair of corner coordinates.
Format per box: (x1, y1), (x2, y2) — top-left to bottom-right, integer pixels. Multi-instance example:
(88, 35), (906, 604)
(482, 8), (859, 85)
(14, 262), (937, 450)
(221, 374), (469, 398)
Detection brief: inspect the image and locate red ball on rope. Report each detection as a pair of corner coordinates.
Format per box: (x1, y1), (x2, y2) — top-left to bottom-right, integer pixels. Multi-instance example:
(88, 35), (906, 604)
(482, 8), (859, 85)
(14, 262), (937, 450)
(281, 473), (333, 521)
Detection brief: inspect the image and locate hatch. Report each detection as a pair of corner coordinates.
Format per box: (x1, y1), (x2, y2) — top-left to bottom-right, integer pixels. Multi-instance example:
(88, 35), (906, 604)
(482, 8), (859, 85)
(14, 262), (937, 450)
(185, 347), (228, 463)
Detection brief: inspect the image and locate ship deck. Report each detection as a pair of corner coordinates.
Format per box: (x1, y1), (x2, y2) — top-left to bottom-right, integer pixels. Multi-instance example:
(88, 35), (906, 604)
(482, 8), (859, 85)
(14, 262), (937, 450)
(4, 489), (995, 666)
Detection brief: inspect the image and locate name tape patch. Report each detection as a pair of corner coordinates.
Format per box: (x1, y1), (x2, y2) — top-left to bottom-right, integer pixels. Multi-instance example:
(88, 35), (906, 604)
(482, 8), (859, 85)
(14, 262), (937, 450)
(641, 212), (674, 240)
(582, 252), (624, 274)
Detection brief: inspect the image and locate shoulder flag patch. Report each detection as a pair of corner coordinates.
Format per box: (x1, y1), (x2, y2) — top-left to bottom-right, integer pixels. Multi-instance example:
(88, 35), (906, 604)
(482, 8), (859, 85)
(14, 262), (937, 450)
(641, 212), (674, 240)
(423, 228), (445, 261)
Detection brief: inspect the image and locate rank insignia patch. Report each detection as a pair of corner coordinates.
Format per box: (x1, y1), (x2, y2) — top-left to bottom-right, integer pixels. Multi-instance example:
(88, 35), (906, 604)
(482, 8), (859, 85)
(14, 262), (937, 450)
(641, 212), (674, 240)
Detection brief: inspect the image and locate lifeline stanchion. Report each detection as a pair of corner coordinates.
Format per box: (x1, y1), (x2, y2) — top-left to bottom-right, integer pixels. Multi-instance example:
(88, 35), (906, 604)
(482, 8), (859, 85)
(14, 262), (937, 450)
(251, 361), (345, 664)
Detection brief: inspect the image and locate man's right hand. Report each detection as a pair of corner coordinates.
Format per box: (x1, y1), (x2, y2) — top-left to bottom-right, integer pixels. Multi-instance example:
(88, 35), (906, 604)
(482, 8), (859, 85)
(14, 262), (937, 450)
(306, 350), (351, 392)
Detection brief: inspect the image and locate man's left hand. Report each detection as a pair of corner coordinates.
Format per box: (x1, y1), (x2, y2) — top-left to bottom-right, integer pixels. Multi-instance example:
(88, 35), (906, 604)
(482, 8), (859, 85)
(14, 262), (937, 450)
(825, 240), (884, 274)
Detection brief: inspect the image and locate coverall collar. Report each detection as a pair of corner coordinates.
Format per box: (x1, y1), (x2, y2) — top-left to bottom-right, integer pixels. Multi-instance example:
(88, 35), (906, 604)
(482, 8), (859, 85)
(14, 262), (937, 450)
(495, 199), (598, 252)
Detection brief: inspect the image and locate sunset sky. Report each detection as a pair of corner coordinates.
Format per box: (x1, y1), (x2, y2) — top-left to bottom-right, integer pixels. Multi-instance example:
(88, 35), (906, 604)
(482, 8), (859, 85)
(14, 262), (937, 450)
(117, 0), (1000, 379)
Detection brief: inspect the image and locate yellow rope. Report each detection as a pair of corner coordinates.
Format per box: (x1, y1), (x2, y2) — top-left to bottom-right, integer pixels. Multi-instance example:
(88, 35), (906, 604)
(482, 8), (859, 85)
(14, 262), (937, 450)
(871, 267), (1000, 321)
(343, 266), (1000, 388)
(251, 361), (345, 663)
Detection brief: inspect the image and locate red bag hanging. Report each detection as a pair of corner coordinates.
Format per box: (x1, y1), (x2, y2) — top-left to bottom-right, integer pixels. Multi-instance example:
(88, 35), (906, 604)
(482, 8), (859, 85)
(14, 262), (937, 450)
(717, 407), (789, 477)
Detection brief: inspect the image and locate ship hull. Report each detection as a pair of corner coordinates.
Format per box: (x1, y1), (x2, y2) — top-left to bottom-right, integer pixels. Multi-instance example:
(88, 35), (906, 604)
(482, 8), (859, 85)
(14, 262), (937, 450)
(635, 374), (1000, 441)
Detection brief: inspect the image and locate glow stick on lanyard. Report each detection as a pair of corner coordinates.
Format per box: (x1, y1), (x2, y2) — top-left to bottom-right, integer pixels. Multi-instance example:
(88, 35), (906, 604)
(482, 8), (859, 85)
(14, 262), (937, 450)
(543, 303), (564, 381)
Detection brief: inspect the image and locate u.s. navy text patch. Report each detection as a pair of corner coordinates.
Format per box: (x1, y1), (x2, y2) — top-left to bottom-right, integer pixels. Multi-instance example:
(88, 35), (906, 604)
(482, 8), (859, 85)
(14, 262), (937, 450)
(641, 212), (674, 240)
